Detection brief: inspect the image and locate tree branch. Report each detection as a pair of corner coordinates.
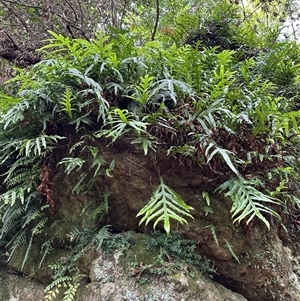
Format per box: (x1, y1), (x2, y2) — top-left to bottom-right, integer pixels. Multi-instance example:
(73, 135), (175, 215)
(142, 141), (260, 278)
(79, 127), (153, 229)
(151, 0), (160, 41)
(0, 0), (31, 33)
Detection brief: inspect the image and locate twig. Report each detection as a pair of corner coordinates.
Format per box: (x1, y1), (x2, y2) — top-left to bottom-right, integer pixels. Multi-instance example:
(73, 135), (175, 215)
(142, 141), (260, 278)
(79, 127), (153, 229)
(2, 30), (19, 49)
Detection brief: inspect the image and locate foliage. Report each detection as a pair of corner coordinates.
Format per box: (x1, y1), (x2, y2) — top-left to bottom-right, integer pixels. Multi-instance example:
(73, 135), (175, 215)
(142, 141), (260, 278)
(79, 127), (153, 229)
(102, 232), (135, 256)
(217, 177), (282, 229)
(41, 192), (112, 301)
(44, 274), (81, 301)
(137, 177), (194, 234)
(146, 231), (215, 277)
(1, 1), (300, 290)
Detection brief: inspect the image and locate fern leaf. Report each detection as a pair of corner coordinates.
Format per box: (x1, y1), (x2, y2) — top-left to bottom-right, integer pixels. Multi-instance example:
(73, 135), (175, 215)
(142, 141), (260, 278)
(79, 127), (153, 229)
(58, 157), (85, 174)
(60, 87), (75, 119)
(217, 177), (281, 229)
(205, 143), (239, 175)
(95, 225), (111, 250)
(137, 177), (194, 234)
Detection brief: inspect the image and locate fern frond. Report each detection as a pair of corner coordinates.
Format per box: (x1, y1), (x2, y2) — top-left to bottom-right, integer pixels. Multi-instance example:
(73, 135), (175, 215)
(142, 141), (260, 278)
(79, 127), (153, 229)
(58, 157), (85, 174)
(38, 240), (53, 270)
(60, 87), (75, 119)
(81, 192), (110, 220)
(217, 177), (281, 229)
(62, 282), (80, 301)
(94, 225), (111, 250)
(205, 142), (239, 175)
(32, 217), (48, 235)
(137, 177), (194, 234)
(21, 234), (33, 270)
(44, 276), (73, 301)
(0, 202), (25, 237)
(67, 68), (109, 121)
(68, 227), (85, 243)
(0, 186), (27, 206)
(0, 92), (21, 112)
(96, 109), (150, 144)
(3, 155), (40, 185)
(224, 238), (240, 263)
(18, 134), (65, 157)
(6, 229), (27, 262)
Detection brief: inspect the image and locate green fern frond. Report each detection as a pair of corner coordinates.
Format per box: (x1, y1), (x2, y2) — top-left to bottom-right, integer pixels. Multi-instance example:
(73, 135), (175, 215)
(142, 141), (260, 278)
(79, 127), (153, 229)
(38, 240), (53, 270)
(18, 134), (65, 157)
(60, 88), (75, 119)
(90, 154), (107, 177)
(0, 202), (25, 238)
(68, 228), (83, 243)
(81, 193), (110, 220)
(62, 282), (80, 301)
(94, 225), (111, 250)
(3, 155), (40, 186)
(96, 108), (150, 144)
(224, 238), (240, 263)
(44, 276), (74, 301)
(0, 92), (21, 112)
(205, 142), (239, 175)
(21, 234), (33, 270)
(0, 187), (27, 205)
(32, 217), (48, 235)
(137, 177), (194, 234)
(217, 177), (281, 229)
(58, 157), (85, 174)
(6, 229), (27, 262)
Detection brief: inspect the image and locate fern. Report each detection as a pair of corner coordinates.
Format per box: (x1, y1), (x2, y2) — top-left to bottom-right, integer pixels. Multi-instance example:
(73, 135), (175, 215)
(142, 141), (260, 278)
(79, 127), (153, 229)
(67, 67), (109, 121)
(96, 108), (149, 142)
(18, 134), (65, 157)
(137, 177), (194, 234)
(60, 87), (75, 119)
(38, 240), (53, 270)
(62, 282), (80, 301)
(21, 234), (34, 270)
(81, 192), (110, 220)
(6, 229), (27, 262)
(0, 92), (21, 112)
(44, 276), (73, 301)
(224, 238), (240, 263)
(57, 157), (85, 174)
(205, 225), (219, 245)
(204, 142), (239, 175)
(0, 192), (40, 238)
(217, 177), (281, 229)
(93, 225), (111, 250)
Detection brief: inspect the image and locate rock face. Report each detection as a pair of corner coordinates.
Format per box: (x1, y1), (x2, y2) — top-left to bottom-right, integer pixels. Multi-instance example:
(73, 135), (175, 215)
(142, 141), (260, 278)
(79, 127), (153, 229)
(0, 266), (44, 301)
(1, 141), (300, 300)
(0, 234), (248, 301)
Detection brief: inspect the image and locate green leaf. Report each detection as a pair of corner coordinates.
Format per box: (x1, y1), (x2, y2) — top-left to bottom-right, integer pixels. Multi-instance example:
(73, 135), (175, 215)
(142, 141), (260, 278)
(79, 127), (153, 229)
(217, 177), (281, 230)
(205, 143), (239, 175)
(106, 160), (115, 177)
(137, 177), (194, 234)
(60, 87), (75, 118)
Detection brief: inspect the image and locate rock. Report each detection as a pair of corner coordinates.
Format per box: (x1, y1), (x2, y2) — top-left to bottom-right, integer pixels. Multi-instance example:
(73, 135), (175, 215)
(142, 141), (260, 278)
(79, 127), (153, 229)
(2, 142), (300, 300)
(0, 266), (44, 301)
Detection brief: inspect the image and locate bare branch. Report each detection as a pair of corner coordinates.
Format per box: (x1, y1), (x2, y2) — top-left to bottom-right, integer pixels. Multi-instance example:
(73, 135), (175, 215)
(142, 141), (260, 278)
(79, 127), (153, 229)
(151, 0), (160, 41)
(0, 0), (31, 33)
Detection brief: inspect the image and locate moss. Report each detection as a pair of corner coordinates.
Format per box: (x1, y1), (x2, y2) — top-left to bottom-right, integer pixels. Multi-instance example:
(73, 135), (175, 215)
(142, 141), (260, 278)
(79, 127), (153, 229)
(123, 232), (160, 267)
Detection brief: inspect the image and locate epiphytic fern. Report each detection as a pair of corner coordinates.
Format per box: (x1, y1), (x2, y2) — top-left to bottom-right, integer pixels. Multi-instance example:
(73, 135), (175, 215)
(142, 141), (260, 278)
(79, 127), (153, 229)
(137, 177), (194, 234)
(217, 176), (281, 229)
